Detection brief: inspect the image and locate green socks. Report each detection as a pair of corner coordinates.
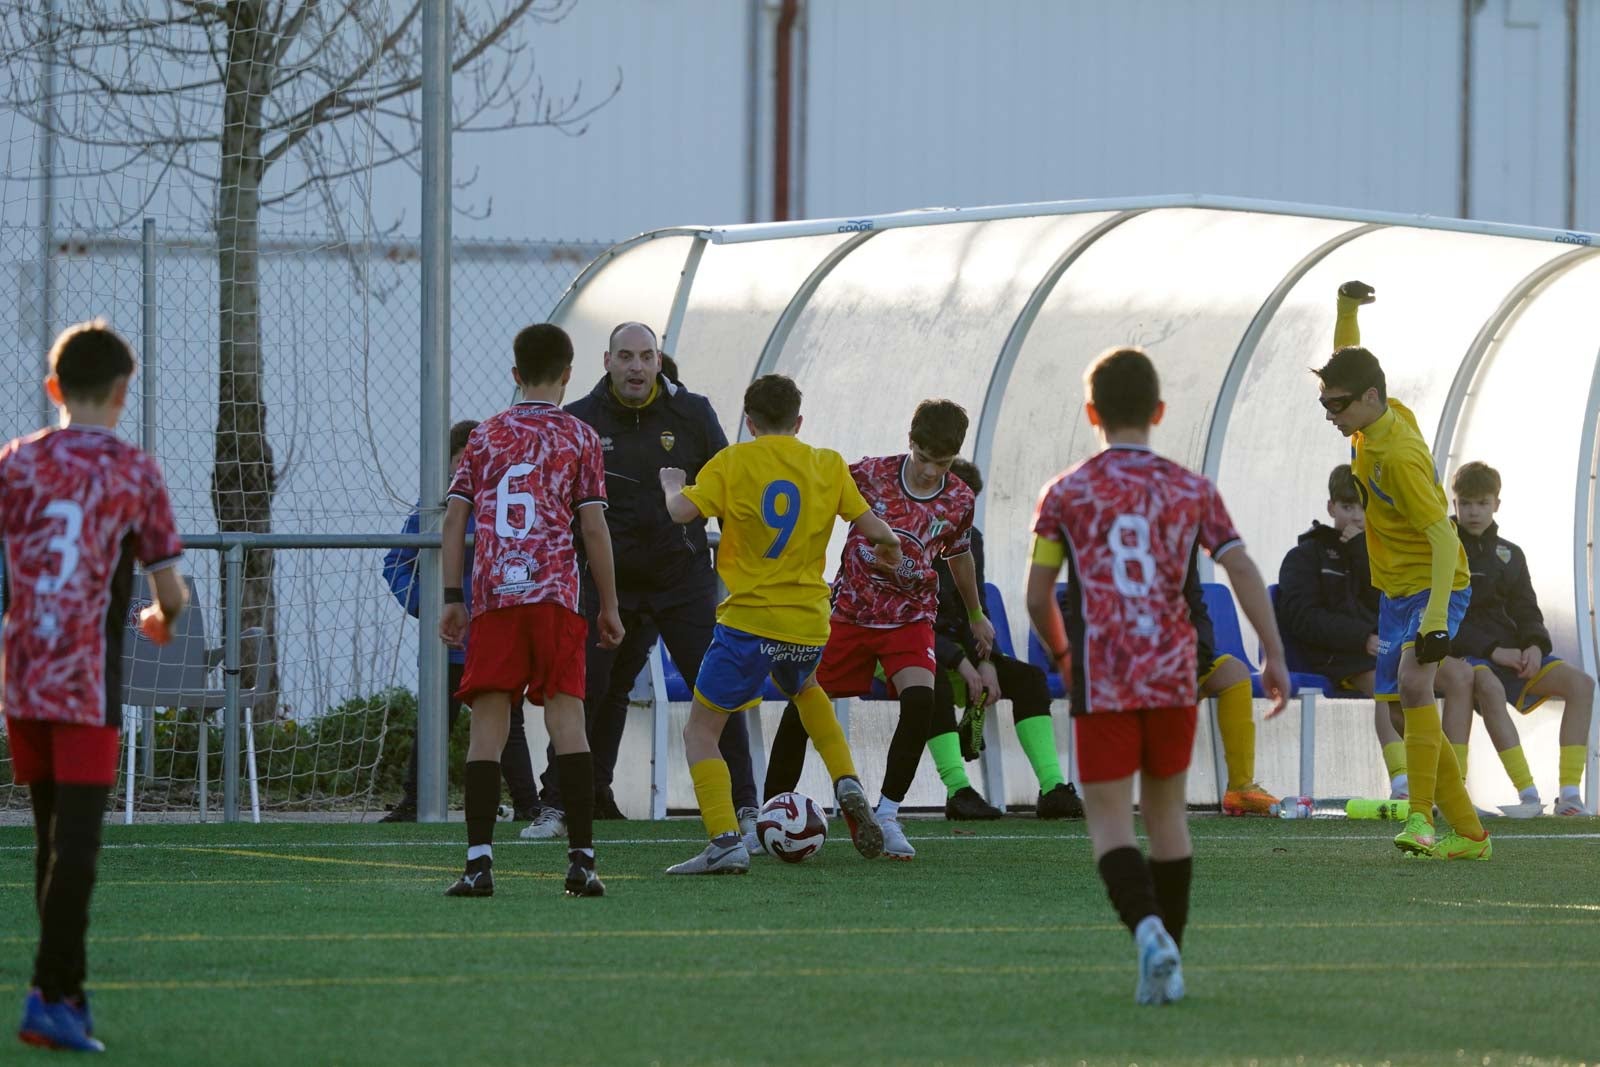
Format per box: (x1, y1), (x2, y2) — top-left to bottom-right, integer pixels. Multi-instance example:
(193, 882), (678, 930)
(928, 731), (971, 796)
(1015, 715), (1065, 792)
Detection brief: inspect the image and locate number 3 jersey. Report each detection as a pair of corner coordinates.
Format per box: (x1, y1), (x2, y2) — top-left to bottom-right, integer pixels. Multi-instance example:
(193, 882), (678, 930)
(1031, 445), (1242, 714)
(0, 426), (183, 726)
(447, 401), (607, 618)
(681, 434), (870, 646)
(831, 455), (975, 629)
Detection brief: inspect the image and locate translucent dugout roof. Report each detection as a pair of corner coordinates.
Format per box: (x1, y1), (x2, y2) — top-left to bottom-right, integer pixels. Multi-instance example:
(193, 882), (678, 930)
(551, 196), (1600, 675)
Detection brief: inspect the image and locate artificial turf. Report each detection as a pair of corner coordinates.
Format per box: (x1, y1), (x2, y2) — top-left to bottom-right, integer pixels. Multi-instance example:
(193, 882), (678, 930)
(2, 815), (1597, 1066)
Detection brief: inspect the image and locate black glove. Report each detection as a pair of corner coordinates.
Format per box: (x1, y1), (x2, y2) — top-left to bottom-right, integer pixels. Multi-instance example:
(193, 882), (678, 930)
(1339, 280), (1376, 305)
(1415, 630), (1451, 664)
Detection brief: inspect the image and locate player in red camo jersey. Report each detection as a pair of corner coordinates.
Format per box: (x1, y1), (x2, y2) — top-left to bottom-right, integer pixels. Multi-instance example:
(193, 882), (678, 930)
(814, 399), (995, 860)
(1027, 347), (1288, 1006)
(4, 320), (188, 1052)
(439, 323), (624, 900)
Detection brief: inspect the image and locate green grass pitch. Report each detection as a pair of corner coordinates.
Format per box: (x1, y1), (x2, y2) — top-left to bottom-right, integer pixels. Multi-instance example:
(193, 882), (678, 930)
(3, 816), (1598, 1066)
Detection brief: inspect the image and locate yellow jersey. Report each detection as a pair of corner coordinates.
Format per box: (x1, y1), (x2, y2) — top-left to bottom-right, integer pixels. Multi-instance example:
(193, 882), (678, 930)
(1352, 399), (1469, 599)
(681, 434), (870, 645)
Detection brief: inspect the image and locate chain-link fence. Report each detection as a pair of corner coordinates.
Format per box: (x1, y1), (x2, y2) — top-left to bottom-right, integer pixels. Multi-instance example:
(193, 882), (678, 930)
(0, 225), (609, 815)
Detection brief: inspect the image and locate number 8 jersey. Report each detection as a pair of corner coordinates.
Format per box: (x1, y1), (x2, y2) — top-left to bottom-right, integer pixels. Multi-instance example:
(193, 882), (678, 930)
(1031, 444), (1242, 714)
(0, 426), (183, 725)
(447, 401), (607, 617)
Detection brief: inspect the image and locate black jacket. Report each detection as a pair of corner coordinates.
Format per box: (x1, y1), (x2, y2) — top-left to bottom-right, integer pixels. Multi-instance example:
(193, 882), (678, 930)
(1451, 520), (1551, 659)
(933, 527), (985, 669)
(1276, 521), (1378, 658)
(566, 373), (727, 603)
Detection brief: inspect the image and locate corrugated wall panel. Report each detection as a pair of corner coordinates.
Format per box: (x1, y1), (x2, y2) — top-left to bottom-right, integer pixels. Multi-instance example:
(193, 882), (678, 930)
(1467, 0), (1571, 227)
(802, 0), (1461, 220)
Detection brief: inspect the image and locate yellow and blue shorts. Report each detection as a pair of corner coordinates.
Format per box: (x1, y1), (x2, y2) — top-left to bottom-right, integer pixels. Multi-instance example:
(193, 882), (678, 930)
(1374, 586), (1471, 702)
(694, 623), (825, 713)
(1467, 654), (1563, 713)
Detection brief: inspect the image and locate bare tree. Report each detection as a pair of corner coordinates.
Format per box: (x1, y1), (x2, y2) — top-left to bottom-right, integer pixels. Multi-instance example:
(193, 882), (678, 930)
(0, 1), (618, 712)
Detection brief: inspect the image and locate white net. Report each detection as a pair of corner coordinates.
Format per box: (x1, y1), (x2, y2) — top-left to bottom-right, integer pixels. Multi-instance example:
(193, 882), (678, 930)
(0, 2), (612, 815)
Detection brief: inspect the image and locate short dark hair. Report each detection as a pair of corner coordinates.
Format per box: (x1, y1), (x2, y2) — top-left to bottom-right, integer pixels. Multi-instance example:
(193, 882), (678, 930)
(744, 374), (802, 432)
(1327, 464), (1360, 505)
(1314, 346), (1387, 403)
(607, 321), (659, 353)
(449, 419), (480, 456)
(909, 399), (968, 457)
(512, 323), (574, 386)
(49, 319), (135, 403)
(1452, 460), (1501, 499)
(1085, 347), (1160, 431)
(949, 457), (983, 497)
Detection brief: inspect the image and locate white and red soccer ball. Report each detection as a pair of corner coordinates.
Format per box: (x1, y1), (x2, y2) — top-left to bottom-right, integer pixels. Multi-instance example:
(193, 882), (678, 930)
(755, 791), (827, 863)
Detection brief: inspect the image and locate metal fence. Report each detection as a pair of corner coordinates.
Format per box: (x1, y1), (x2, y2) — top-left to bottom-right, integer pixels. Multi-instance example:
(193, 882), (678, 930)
(0, 226), (609, 814)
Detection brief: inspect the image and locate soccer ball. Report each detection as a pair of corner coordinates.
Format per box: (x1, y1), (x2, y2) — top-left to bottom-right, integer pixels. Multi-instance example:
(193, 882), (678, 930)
(755, 791), (827, 863)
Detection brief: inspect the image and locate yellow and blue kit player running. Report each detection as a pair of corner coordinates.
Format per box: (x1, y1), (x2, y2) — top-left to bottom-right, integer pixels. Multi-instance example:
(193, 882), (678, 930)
(658, 374), (903, 874)
(1315, 282), (1490, 860)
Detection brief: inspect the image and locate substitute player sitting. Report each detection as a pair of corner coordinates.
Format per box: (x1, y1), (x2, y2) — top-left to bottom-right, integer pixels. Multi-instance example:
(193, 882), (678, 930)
(659, 374), (902, 874)
(5, 320), (188, 1052)
(1027, 347), (1289, 1006)
(1448, 460), (1595, 815)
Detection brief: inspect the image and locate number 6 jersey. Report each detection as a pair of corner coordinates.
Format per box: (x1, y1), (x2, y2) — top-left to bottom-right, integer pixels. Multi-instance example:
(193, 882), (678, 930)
(0, 426), (183, 725)
(447, 401), (607, 618)
(1031, 444), (1242, 714)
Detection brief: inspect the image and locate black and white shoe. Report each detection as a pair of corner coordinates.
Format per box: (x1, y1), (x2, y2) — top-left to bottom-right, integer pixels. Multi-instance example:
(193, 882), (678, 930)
(564, 859), (606, 897)
(445, 856), (494, 897)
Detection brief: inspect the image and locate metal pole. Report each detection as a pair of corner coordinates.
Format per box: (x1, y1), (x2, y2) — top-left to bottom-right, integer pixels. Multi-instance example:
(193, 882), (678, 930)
(222, 543), (244, 822)
(416, 0), (452, 824)
(37, 0), (56, 431)
(141, 218), (157, 453)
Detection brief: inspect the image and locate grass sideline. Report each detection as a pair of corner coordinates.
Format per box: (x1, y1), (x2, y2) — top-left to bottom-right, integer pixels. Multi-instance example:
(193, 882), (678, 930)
(2, 817), (1598, 1066)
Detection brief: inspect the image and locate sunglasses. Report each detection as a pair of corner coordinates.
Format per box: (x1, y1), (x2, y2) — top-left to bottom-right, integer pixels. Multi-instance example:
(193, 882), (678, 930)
(1318, 389), (1367, 414)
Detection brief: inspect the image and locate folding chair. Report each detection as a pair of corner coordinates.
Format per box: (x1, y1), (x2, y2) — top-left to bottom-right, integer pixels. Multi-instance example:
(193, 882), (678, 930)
(119, 575), (266, 823)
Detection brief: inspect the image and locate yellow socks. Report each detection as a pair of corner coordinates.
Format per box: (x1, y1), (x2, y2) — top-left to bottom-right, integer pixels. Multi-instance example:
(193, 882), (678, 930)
(1451, 743), (1469, 778)
(794, 685), (858, 782)
(690, 758), (738, 839)
(1402, 705), (1443, 822)
(1560, 745), (1586, 789)
(1215, 679), (1255, 790)
(1433, 739), (1485, 839)
(1498, 745), (1534, 792)
(1382, 741), (1408, 781)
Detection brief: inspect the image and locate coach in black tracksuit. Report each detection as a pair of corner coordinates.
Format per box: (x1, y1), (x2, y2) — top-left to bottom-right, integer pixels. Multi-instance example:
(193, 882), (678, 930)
(538, 324), (759, 820)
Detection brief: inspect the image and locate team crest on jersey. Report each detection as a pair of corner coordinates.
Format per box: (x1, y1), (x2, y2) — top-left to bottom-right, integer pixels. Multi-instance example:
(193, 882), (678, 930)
(1496, 545), (1511, 563)
(599, 436), (614, 452)
(492, 556), (537, 596)
(659, 430), (676, 452)
(873, 501), (888, 514)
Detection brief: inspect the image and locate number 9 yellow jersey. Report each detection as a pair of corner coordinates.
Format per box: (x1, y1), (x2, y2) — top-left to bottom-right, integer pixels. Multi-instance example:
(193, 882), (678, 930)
(681, 434), (870, 646)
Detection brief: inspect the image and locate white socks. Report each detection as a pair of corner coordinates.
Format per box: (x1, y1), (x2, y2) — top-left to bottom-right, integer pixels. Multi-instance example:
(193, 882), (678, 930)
(877, 797), (901, 819)
(467, 844), (493, 862)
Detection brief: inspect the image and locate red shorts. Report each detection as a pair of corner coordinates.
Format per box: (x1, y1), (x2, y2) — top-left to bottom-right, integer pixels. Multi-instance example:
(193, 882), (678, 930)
(816, 620), (937, 697)
(457, 603), (587, 707)
(1074, 706), (1197, 784)
(5, 717), (121, 786)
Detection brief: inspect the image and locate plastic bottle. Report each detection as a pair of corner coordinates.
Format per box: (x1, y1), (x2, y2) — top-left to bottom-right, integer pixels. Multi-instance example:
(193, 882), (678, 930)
(1344, 798), (1410, 820)
(1271, 795), (1314, 819)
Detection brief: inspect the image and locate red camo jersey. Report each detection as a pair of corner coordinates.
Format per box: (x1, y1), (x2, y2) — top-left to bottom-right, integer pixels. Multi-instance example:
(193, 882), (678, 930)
(0, 426), (183, 725)
(1032, 445), (1242, 714)
(831, 454), (975, 627)
(447, 401), (606, 617)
